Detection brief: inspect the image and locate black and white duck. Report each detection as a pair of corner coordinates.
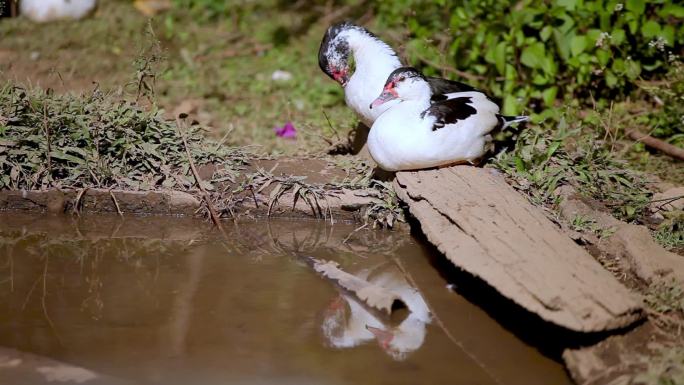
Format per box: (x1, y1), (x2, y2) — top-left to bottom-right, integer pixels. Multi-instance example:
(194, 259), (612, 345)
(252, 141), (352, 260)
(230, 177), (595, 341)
(367, 67), (528, 171)
(318, 21), (476, 127)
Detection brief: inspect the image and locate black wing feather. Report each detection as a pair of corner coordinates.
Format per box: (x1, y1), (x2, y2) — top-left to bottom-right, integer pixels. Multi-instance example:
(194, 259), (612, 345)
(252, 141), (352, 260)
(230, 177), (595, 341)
(421, 96), (477, 131)
(426, 77), (477, 101)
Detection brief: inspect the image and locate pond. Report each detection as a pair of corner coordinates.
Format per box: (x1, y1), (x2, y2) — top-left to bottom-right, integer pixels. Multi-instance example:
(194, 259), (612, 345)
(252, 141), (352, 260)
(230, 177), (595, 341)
(0, 213), (571, 385)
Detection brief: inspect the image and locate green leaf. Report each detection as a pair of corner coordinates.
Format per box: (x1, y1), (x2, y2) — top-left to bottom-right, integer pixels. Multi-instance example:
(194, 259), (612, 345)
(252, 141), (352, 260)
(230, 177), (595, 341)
(570, 35), (588, 56)
(493, 41), (506, 75)
(514, 156), (526, 172)
(542, 86), (558, 106)
(626, 0), (645, 14)
(642, 20), (661, 38)
(50, 151), (85, 165)
(556, 0), (578, 10)
(659, 4), (684, 18)
(520, 42), (546, 69)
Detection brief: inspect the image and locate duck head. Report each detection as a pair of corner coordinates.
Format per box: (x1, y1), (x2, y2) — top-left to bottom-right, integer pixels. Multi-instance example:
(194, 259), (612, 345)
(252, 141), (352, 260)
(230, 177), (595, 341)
(319, 22), (355, 87)
(370, 67), (430, 109)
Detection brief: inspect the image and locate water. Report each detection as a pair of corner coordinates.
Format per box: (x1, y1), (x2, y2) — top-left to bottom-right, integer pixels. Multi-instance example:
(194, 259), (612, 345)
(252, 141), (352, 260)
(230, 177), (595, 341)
(0, 213), (571, 385)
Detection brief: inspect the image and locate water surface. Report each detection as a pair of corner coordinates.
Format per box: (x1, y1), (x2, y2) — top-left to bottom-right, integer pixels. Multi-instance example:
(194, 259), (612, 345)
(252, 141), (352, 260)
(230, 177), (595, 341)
(0, 213), (571, 385)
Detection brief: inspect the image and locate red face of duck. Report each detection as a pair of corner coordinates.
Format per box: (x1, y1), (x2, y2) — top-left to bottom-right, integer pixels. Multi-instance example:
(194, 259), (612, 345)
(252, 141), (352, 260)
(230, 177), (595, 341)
(370, 81), (399, 109)
(330, 66), (349, 87)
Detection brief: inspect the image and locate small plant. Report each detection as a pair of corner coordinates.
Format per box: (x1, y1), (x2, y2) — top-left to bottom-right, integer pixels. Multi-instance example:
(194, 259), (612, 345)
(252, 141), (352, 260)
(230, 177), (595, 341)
(654, 211), (684, 251)
(570, 214), (616, 238)
(494, 111), (652, 222)
(634, 344), (684, 385)
(645, 278), (684, 314)
(0, 84), (246, 191)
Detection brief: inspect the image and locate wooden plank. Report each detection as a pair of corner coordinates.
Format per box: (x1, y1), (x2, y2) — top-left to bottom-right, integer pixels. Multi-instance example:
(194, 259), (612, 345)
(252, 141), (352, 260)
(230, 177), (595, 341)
(394, 166), (644, 332)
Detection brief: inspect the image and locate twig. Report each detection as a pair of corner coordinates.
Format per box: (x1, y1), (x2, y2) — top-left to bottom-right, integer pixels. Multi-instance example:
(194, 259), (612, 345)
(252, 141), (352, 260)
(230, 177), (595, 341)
(322, 110), (341, 141)
(42, 103), (52, 175)
(212, 124), (235, 154)
(414, 53), (491, 82)
(627, 130), (684, 161)
(41, 256), (62, 346)
(109, 189), (123, 217)
(176, 117), (226, 235)
(71, 187), (89, 216)
(342, 223), (368, 244)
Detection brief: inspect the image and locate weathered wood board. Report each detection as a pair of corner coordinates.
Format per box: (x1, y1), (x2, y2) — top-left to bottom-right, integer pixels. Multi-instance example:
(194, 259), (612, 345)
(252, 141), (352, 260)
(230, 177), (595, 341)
(394, 166), (644, 332)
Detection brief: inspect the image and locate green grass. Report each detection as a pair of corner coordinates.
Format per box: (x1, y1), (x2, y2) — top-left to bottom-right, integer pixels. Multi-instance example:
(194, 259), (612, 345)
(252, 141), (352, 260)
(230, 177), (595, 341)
(0, 0), (355, 155)
(0, 83), (245, 190)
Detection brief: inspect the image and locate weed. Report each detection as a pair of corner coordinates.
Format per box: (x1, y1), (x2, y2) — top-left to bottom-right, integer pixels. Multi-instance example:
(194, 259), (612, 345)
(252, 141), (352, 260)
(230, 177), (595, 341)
(645, 278), (684, 314)
(0, 84), (246, 191)
(654, 211), (684, 251)
(634, 344), (684, 385)
(494, 111), (653, 222)
(571, 214), (616, 239)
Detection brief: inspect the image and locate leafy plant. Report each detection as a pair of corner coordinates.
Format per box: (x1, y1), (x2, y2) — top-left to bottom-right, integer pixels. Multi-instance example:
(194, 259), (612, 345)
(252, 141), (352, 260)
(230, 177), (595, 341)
(376, 0), (684, 114)
(0, 84), (246, 191)
(494, 111), (652, 221)
(645, 278), (684, 314)
(654, 211), (684, 251)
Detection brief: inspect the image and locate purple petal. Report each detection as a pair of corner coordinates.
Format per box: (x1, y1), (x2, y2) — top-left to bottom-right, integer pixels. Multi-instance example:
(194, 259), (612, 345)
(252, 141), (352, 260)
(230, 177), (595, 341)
(274, 121), (296, 139)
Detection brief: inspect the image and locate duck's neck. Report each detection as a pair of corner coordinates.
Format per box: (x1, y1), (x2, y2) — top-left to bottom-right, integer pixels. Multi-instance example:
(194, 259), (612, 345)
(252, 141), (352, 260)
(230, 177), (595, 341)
(346, 29), (401, 80)
(399, 97), (432, 115)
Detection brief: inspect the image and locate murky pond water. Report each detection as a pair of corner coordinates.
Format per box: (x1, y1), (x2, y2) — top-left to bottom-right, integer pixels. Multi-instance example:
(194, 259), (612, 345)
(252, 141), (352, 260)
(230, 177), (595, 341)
(0, 213), (571, 385)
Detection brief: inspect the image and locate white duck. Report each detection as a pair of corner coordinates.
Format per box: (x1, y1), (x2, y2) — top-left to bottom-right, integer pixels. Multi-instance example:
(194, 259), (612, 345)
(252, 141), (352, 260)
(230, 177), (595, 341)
(20, 0), (97, 23)
(368, 67), (528, 171)
(320, 262), (430, 361)
(318, 21), (476, 127)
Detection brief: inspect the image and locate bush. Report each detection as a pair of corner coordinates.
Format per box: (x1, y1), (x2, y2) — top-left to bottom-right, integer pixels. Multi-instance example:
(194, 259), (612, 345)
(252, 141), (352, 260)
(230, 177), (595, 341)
(376, 0), (684, 114)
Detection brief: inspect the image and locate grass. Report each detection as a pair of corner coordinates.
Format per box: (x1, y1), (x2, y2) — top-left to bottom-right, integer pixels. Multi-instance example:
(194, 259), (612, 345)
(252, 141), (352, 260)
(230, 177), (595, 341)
(0, 83), (246, 191)
(645, 278), (684, 315)
(0, 0), (355, 155)
(654, 212), (684, 252)
(493, 110), (654, 223)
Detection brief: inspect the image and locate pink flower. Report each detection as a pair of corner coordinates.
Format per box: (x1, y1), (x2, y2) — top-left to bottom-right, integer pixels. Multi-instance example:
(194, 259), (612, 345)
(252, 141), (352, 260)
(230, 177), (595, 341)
(274, 121), (296, 139)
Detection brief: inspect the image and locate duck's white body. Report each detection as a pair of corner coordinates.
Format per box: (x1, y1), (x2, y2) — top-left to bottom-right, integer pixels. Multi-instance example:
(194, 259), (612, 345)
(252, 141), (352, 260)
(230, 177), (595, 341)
(368, 91), (500, 171)
(321, 263), (430, 360)
(20, 0), (96, 23)
(341, 30), (401, 126)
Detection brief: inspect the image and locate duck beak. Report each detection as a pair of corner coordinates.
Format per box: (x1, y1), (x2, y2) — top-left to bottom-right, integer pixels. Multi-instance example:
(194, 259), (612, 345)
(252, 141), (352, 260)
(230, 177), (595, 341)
(370, 89), (397, 109)
(367, 326), (394, 349)
(332, 68), (349, 87)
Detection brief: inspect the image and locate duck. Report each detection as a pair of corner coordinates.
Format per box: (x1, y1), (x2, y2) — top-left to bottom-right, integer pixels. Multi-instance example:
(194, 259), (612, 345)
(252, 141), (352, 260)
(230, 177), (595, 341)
(20, 0), (97, 22)
(367, 67), (528, 171)
(320, 262), (430, 360)
(318, 21), (476, 127)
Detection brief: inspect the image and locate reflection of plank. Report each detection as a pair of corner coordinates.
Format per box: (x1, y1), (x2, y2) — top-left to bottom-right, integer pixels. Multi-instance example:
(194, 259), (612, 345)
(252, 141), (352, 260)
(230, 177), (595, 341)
(394, 166), (643, 332)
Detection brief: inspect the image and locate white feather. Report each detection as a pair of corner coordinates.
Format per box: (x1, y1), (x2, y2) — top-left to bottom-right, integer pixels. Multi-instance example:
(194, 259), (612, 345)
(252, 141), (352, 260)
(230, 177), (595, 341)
(20, 0), (97, 23)
(368, 86), (501, 171)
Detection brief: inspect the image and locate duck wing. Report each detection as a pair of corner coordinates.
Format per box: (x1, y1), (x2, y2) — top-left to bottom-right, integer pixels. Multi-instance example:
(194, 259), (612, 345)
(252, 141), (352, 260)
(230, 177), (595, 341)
(426, 77), (477, 101)
(420, 96), (477, 131)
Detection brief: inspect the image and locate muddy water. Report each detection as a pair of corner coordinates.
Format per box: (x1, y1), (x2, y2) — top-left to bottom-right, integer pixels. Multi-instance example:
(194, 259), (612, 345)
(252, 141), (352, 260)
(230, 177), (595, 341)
(0, 213), (571, 385)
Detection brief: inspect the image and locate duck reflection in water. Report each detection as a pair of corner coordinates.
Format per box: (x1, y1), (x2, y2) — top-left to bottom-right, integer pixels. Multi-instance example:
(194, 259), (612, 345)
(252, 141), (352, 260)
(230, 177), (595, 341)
(321, 262), (431, 361)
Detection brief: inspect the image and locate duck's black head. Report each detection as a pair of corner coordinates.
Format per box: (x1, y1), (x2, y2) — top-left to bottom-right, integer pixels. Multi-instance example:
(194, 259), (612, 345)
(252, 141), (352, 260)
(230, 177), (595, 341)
(383, 67), (426, 88)
(318, 21), (358, 86)
(370, 67), (427, 109)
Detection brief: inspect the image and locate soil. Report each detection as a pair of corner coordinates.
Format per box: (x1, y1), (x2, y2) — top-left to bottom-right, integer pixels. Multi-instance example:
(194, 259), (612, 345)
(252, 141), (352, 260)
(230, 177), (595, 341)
(0, 157), (388, 224)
